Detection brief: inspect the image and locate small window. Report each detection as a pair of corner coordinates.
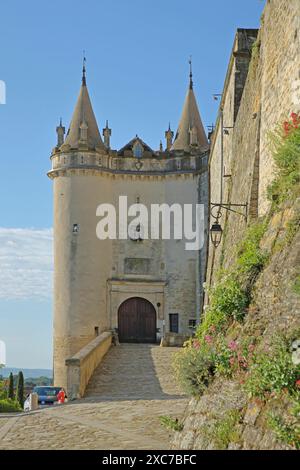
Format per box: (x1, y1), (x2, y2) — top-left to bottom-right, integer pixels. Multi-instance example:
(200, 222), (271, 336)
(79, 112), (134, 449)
(169, 314), (179, 333)
(189, 319), (197, 330)
(73, 224), (79, 233)
(94, 327), (99, 336)
(133, 141), (143, 158)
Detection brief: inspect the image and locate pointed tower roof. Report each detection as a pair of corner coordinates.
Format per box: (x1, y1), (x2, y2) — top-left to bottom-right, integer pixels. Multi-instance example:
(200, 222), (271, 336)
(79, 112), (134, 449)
(171, 62), (208, 153)
(63, 62), (105, 151)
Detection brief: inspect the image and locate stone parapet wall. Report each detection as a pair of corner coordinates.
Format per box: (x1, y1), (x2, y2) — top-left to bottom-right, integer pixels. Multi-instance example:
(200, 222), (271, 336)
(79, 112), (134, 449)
(65, 331), (112, 399)
(53, 334), (95, 391)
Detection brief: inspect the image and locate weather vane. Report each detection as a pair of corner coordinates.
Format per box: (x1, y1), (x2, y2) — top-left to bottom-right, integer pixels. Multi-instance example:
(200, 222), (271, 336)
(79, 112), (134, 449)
(189, 55), (193, 89)
(82, 50), (87, 84)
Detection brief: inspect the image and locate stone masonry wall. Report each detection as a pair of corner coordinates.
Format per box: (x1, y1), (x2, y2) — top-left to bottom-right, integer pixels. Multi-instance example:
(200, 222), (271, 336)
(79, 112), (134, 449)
(207, 0), (300, 288)
(173, 202), (300, 450)
(174, 0), (300, 451)
(207, 28), (258, 289)
(259, 0), (300, 216)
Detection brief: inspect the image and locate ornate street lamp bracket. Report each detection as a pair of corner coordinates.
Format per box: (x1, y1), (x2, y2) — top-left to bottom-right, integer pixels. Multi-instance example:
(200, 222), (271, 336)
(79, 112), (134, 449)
(210, 202), (248, 221)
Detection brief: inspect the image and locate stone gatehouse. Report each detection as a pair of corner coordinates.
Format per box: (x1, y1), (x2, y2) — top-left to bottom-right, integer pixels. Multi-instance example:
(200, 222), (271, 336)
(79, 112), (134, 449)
(48, 64), (209, 389)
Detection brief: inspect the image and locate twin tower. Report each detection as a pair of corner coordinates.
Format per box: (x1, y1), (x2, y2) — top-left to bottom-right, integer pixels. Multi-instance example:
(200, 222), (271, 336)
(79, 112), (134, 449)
(48, 64), (209, 389)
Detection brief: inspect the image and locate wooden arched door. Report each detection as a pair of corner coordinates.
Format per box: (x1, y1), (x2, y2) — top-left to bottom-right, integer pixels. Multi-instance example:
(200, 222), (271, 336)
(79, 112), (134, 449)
(118, 297), (156, 343)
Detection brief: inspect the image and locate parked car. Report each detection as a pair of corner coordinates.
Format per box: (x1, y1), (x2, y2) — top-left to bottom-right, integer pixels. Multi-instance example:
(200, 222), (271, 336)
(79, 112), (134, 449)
(32, 386), (67, 406)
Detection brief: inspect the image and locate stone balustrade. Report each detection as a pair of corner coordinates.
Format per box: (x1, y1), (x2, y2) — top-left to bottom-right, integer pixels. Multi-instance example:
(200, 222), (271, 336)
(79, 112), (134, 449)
(48, 150), (208, 177)
(65, 331), (112, 399)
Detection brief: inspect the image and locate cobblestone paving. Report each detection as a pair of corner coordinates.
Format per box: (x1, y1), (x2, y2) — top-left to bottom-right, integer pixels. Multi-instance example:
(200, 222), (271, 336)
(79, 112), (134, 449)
(0, 344), (188, 450)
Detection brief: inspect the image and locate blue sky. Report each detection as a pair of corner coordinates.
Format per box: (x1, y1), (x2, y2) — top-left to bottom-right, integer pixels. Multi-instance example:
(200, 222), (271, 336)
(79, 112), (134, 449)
(0, 0), (264, 369)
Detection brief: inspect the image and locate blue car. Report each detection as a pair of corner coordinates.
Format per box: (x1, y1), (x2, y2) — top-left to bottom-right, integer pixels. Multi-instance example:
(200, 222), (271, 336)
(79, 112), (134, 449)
(32, 386), (66, 406)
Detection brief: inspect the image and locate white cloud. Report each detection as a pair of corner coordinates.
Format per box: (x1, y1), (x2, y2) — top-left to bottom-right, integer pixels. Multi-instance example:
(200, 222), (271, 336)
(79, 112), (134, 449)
(0, 228), (53, 300)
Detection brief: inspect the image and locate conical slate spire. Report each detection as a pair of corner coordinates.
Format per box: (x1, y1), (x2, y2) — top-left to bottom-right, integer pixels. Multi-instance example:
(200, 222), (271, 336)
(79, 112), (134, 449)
(63, 64), (105, 151)
(171, 67), (208, 153)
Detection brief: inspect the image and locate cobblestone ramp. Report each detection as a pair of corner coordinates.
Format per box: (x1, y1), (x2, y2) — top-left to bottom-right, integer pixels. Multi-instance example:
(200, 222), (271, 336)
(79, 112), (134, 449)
(0, 344), (188, 450)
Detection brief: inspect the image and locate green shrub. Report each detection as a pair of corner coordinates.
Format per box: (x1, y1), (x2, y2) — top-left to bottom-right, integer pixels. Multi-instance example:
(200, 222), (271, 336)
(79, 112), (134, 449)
(267, 122), (300, 205)
(208, 410), (241, 450)
(237, 222), (269, 278)
(244, 336), (300, 399)
(196, 308), (228, 341)
(214, 340), (233, 377)
(0, 378), (7, 400)
(159, 416), (184, 432)
(268, 413), (300, 450)
(0, 399), (22, 413)
(285, 215), (300, 246)
(174, 345), (215, 397)
(198, 222), (268, 342)
(208, 277), (249, 323)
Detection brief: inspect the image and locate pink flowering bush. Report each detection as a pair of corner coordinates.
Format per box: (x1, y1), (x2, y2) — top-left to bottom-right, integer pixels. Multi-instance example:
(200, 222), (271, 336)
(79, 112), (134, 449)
(268, 112), (300, 205)
(214, 337), (255, 378)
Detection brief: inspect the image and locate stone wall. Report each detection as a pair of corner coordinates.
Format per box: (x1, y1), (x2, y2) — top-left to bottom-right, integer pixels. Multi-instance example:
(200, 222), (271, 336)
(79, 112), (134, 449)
(259, 0), (300, 216)
(173, 202), (300, 450)
(65, 331), (112, 399)
(207, 0), (300, 289)
(174, 0), (300, 451)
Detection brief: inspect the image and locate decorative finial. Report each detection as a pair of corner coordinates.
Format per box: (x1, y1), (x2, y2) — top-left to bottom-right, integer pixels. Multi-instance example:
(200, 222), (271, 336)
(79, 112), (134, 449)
(103, 120), (112, 149)
(189, 56), (193, 89)
(56, 118), (65, 147)
(165, 123), (174, 151)
(82, 51), (87, 85)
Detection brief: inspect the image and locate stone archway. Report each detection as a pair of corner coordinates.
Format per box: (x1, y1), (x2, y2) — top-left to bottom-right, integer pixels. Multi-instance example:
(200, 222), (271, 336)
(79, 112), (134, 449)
(118, 297), (157, 343)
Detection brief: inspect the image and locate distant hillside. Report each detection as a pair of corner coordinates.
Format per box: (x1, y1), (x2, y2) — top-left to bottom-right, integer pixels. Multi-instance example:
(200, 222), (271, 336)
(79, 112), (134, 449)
(0, 367), (52, 379)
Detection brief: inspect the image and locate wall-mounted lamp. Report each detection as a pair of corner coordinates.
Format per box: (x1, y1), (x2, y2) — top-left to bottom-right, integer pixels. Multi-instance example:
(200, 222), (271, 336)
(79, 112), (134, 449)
(210, 219), (223, 248)
(210, 202), (248, 248)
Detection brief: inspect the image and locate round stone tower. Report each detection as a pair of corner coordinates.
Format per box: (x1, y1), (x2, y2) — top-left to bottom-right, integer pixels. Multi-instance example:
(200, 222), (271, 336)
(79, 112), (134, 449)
(48, 66), (113, 389)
